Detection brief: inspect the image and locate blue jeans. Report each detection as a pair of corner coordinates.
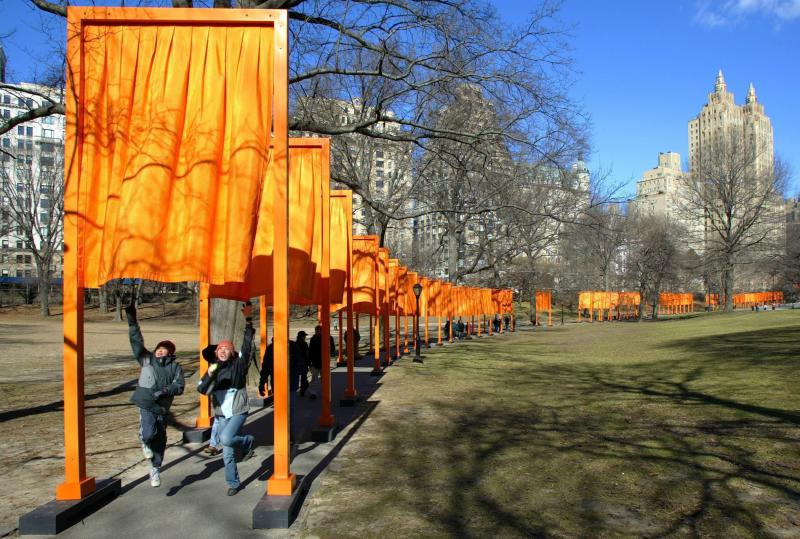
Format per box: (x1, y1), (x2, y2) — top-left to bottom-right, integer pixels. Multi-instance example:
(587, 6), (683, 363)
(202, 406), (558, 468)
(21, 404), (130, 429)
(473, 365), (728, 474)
(216, 414), (253, 488)
(209, 419), (220, 449)
(139, 408), (167, 469)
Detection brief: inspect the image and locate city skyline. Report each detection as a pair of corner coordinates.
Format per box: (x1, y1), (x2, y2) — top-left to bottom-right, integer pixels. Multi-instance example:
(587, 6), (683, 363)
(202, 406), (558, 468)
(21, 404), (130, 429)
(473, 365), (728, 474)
(492, 0), (800, 198)
(1, 1), (799, 197)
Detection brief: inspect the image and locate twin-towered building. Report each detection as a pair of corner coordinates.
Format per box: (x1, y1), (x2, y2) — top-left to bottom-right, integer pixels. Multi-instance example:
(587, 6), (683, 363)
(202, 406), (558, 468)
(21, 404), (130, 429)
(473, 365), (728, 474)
(636, 70), (774, 221)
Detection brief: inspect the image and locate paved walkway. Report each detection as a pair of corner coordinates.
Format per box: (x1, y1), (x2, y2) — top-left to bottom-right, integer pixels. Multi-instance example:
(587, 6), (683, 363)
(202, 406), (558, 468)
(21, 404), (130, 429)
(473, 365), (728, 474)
(24, 355), (392, 539)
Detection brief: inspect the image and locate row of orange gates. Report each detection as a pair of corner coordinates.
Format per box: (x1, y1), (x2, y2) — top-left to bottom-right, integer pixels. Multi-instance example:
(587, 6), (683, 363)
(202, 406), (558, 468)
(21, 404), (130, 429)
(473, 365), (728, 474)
(705, 291), (784, 309)
(52, 5), (515, 511)
(576, 291), (784, 321)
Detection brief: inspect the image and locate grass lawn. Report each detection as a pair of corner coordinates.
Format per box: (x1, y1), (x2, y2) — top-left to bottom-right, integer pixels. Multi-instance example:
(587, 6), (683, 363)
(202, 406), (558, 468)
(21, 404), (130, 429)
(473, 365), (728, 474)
(299, 311), (800, 538)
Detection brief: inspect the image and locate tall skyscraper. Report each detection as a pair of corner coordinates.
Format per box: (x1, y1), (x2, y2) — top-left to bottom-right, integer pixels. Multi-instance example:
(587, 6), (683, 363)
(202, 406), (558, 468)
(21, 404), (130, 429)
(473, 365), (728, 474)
(688, 70), (773, 174)
(687, 70), (783, 290)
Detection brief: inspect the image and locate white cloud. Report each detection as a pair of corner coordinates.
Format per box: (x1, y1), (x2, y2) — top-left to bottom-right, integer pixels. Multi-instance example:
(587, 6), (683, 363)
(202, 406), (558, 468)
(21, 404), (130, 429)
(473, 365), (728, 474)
(695, 0), (800, 26)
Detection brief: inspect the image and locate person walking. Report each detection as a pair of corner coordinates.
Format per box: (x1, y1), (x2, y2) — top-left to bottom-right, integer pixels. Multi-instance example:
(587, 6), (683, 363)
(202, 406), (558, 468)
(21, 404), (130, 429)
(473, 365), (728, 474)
(198, 302), (258, 496)
(258, 331), (309, 443)
(125, 301), (185, 488)
(307, 325), (335, 400)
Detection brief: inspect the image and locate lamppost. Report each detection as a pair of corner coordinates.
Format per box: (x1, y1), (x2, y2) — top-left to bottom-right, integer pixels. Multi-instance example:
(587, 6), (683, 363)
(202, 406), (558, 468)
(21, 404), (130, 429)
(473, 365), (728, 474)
(412, 282), (423, 363)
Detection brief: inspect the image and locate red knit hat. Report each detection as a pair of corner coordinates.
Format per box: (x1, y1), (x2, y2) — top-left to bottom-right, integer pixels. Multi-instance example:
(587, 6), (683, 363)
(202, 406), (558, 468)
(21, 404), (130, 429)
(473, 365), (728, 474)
(155, 340), (176, 355)
(216, 340), (235, 352)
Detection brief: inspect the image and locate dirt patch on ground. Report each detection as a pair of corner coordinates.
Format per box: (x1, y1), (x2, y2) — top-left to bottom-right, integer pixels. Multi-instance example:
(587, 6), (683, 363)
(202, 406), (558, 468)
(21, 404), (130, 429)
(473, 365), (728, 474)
(0, 305), (208, 534)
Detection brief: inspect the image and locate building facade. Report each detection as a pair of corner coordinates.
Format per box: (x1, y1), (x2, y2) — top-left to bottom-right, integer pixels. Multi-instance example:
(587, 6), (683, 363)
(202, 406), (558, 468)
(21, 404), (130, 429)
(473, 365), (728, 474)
(688, 71), (773, 175)
(633, 152), (684, 217)
(687, 70), (784, 290)
(0, 83), (65, 281)
(293, 96), (414, 259)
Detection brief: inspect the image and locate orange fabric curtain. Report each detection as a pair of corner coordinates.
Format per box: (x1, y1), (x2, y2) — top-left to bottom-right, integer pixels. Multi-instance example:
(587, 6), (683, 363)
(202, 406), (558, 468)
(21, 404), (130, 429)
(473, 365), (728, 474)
(329, 190), (353, 311)
(76, 23), (275, 287)
(378, 248), (389, 313)
(388, 259), (400, 315)
(351, 236), (378, 314)
(208, 140), (326, 303)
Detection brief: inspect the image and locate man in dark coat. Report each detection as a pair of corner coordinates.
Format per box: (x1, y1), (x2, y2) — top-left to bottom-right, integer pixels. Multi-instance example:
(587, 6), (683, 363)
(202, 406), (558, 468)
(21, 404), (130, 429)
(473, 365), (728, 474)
(307, 325), (336, 399)
(126, 302), (185, 488)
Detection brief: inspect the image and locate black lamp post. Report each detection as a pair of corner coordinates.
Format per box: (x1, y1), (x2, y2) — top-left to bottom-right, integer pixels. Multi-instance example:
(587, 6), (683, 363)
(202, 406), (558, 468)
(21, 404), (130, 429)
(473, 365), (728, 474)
(412, 282), (423, 363)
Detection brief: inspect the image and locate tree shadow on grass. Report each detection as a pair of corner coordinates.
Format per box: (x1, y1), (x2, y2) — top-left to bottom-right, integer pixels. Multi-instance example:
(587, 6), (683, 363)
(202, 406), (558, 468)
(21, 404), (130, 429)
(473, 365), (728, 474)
(363, 348), (800, 538)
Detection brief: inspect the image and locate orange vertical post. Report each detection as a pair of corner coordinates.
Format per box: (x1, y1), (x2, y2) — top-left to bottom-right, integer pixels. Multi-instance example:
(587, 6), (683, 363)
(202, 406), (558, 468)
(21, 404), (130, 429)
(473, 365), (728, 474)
(404, 315), (410, 353)
(58, 12), (95, 499)
(195, 284), (213, 427)
(267, 10), (294, 497)
(57, 74), (95, 498)
(318, 140), (334, 429)
(343, 244), (357, 400)
(336, 311), (344, 366)
(437, 316), (443, 345)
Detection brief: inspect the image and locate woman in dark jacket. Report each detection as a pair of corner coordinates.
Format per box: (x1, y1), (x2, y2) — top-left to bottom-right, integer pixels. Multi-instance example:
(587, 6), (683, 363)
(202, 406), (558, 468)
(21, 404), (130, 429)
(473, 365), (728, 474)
(198, 302), (258, 495)
(125, 302), (185, 488)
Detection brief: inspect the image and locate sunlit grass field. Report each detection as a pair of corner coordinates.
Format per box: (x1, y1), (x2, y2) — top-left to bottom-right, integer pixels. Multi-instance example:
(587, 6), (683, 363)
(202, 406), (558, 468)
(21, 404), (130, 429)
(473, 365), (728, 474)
(301, 311), (800, 538)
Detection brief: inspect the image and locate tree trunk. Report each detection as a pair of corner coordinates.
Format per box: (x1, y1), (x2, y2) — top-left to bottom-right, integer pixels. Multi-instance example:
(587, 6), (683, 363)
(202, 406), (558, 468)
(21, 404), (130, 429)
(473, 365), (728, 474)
(723, 261), (735, 313)
(114, 292), (122, 322)
(34, 258), (51, 317)
(99, 285), (108, 313)
(447, 217), (460, 282)
(637, 287), (646, 321)
(211, 298), (245, 345)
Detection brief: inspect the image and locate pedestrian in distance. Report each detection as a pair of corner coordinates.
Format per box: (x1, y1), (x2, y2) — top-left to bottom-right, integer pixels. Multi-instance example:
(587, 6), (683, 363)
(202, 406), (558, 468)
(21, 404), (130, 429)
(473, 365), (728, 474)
(307, 324), (336, 400)
(198, 302), (258, 496)
(125, 299), (185, 488)
(258, 332), (309, 443)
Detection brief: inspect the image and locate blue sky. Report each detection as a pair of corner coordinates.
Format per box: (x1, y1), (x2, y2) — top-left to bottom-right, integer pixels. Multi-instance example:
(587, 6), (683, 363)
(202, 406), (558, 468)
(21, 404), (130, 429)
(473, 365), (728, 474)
(2, 0), (798, 196)
(493, 0), (800, 197)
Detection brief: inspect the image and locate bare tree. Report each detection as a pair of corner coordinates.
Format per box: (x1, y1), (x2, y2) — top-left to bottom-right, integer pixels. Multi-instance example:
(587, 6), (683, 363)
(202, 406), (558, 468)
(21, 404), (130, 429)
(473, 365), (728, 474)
(578, 203), (627, 291)
(6, 0), (589, 330)
(0, 142), (64, 315)
(623, 213), (680, 320)
(681, 128), (787, 312)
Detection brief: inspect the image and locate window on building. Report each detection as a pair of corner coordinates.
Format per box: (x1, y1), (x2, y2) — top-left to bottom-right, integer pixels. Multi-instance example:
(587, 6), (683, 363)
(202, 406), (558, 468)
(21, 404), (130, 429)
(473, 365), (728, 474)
(26, 127), (33, 137)
(17, 140), (25, 150)
(24, 270), (32, 278)
(24, 255), (31, 264)
(376, 170), (383, 177)
(1, 138), (8, 147)
(2, 95), (10, 105)
(16, 254), (23, 263)
(40, 198), (49, 209)
(375, 180), (384, 189)
(25, 241), (32, 249)
(376, 160), (384, 168)
(42, 130), (54, 140)
(1, 109), (9, 119)
(1, 240), (7, 248)
(18, 97), (25, 107)
(376, 150), (384, 158)
(17, 125), (24, 135)
(0, 254), (5, 263)
(1, 269), (8, 277)
(16, 270), (22, 277)
(16, 240), (23, 248)
(40, 212), (49, 224)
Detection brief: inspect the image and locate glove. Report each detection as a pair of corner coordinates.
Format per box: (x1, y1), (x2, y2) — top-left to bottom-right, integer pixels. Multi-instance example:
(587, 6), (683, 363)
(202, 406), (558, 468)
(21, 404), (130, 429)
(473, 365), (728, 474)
(258, 385), (266, 398)
(208, 363), (219, 375)
(124, 297), (137, 320)
(152, 388), (165, 400)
